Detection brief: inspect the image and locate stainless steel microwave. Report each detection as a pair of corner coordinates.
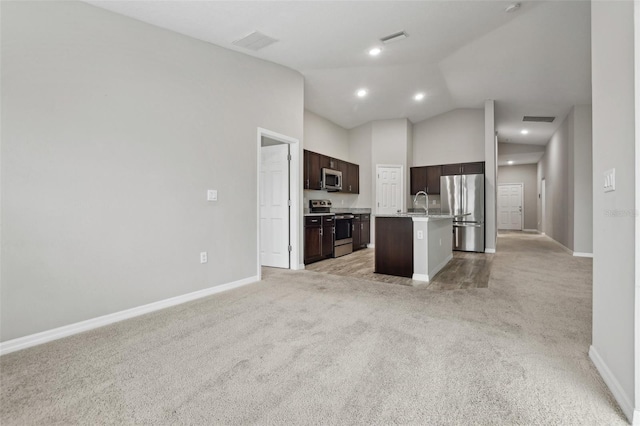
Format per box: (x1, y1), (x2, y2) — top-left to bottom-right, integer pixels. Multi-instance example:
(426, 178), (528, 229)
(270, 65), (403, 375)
(322, 168), (342, 191)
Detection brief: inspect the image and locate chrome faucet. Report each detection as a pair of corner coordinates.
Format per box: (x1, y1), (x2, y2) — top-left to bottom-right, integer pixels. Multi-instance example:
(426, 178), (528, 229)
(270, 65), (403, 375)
(413, 190), (429, 215)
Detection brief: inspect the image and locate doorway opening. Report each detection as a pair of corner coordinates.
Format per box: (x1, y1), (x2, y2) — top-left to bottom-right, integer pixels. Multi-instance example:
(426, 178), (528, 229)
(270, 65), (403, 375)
(257, 128), (301, 280)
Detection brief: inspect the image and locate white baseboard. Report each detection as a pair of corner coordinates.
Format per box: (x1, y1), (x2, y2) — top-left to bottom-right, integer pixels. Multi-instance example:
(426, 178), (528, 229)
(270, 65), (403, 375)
(367, 244), (375, 249)
(573, 252), (594, 258)
(485, 248), (496, 253)
(0, 275), (258, 356)
(523, 229), (540, 233)
(589, 345), (636, 423)
(412, 273), (429, 282)
(295, 263), (306, 270)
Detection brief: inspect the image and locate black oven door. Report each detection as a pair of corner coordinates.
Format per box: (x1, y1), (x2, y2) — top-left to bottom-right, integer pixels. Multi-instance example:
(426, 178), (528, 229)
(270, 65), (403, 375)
(334, 215), (353, 243)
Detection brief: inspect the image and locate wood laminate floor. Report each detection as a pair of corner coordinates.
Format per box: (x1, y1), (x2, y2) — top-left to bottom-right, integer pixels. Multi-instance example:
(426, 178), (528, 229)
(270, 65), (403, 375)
(305, 247), (493, 290)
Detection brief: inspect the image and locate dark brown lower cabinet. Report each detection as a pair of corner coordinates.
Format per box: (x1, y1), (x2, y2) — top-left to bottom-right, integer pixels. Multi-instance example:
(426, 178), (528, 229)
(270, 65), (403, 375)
(353, 214), (370, 251)
(375, 217), (413, 278)
(304, 216), (334, 265)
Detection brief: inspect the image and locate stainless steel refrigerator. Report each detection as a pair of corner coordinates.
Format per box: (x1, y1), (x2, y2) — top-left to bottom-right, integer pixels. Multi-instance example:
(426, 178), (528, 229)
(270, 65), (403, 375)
(440, 174), (485, 252)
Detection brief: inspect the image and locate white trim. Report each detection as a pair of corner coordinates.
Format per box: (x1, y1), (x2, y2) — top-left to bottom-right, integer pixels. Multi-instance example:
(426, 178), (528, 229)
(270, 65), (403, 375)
(635, 1), (640, 421)
(412, 273), (429, 282)
(257, 128), (301, 278)
(523, 228), (540, 233)
(485, 248), (496, 253)
(297, 263), (306, 270)
(590, 345), (636, 423)
(573, 252), (594, 258)
(0, 276), (258, 356)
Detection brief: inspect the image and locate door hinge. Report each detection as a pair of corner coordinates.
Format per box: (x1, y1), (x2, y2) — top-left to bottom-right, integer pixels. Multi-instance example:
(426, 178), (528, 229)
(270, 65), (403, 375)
(288, 245), (292, 252)
(288, 200), (292, 207)
(287, 154), (292, 161)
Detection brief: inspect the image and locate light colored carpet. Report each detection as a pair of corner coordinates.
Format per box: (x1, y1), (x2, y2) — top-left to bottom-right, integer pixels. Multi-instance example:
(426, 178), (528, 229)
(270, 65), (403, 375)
(0, 232), (627, 425)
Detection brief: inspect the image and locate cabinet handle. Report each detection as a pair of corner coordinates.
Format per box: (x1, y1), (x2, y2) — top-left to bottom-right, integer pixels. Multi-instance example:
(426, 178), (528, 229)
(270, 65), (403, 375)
(352, 224), (354, 231)
(320, 227), (323, 236)
(349, 185), (352, 191)
(333, 227), (335, 234)
(306, 179), (309, 187)
(310, 219), (318, 223)
(361, 223), (363, 230)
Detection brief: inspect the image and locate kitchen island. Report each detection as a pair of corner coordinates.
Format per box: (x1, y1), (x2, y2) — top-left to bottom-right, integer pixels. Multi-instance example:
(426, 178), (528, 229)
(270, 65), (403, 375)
(375, 214), (454, 282)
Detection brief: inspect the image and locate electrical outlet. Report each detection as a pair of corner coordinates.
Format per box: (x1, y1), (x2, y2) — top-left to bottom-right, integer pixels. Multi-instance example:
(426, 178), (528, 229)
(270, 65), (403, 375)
(200, 252), (208, 263)
(417, 230), (424, 240)
(207, 190), (218, 201)
(603, 169), (615, 193)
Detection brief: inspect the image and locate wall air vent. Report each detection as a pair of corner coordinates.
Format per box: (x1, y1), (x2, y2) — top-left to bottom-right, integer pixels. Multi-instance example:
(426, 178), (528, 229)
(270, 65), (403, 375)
(232, 31), (278, 51)
(523, 116), (555, 123)
(380, 31), (408, 44)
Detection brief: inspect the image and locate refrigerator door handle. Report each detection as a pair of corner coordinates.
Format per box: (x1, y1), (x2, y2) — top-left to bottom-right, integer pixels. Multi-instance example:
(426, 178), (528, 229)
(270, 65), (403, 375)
(455, 227), (459, 247)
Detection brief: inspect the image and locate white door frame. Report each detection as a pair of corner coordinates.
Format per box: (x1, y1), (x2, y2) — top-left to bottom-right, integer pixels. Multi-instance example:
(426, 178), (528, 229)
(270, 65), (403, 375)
(540, 178), (546, 235)
(375, 164), (404, 214)
(498, 183), (524, 230)
(256, 128), (301, 280)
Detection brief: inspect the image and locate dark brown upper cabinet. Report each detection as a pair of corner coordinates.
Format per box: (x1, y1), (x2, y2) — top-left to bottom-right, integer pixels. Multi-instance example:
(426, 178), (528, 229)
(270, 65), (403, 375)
(441, 162), (485, 176)
(304, 150), (322, 190)
(303, 150), (359, 194)
(410, 165), (441, 195)
(346, 162), (359, 194)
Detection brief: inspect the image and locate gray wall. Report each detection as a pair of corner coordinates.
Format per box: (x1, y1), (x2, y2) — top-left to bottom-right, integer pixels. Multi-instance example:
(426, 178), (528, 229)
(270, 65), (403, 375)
(571, 105), (593, 254)
(537, 105), (593, 253)
(591, 1), (636, 421)
(1, 2), (304, 341)
(484, 101), (497, 252)
(537, 116), (570, 248)
(497, 164), (538, 230)
(412, 108), (485, 166)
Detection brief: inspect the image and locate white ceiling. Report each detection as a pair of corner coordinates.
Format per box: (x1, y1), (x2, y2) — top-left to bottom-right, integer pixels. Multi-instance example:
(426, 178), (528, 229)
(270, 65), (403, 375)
(88, 0), (591, 147)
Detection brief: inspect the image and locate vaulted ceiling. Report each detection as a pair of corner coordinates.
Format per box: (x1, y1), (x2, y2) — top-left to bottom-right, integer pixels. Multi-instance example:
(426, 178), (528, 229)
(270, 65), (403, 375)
(88, 1), (591, 147)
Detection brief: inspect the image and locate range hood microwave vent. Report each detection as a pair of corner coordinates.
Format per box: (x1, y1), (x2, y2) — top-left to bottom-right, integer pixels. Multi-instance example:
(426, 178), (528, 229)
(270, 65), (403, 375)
(523, 116), (555, 123)
(232, 31), (278, 51)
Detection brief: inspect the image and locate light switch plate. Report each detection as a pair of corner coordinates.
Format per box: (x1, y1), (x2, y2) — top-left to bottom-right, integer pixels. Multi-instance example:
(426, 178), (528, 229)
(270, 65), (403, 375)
(207, 190), (218, 201)
(603, 169), (615, 193)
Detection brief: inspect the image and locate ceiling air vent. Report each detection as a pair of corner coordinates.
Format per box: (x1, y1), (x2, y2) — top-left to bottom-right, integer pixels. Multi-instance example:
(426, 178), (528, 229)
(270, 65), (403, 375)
(380, 31), (408, 44)
(232, 31), (278, 51)
(523, 116), (555, 123)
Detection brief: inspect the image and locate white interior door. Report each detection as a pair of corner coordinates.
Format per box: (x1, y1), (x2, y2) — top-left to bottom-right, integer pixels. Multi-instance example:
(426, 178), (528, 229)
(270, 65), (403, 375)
(376, 165), (403, 214)
(260, 144), (289, 268)
(498, 184), (523, 230)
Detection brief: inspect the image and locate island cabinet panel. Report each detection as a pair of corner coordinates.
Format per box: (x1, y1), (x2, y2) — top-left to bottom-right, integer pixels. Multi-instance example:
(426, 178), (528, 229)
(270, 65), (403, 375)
(375, 217), (413, 278)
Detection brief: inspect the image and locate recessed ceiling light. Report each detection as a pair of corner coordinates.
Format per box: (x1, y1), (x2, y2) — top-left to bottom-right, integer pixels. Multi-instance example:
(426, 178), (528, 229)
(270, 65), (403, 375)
(504, 3), (521, 13)
(414, 93), (425, 101)
(520, 129), (529, 135)
(356, 89), (368, 98)
(508, 160), (514, 165)
(369, 47), (382, 56)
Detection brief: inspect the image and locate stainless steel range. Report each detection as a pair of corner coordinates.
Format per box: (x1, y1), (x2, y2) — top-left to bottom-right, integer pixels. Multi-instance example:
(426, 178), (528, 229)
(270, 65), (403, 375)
(308, 200), (353, 258)
(333, 213), (354, 257)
